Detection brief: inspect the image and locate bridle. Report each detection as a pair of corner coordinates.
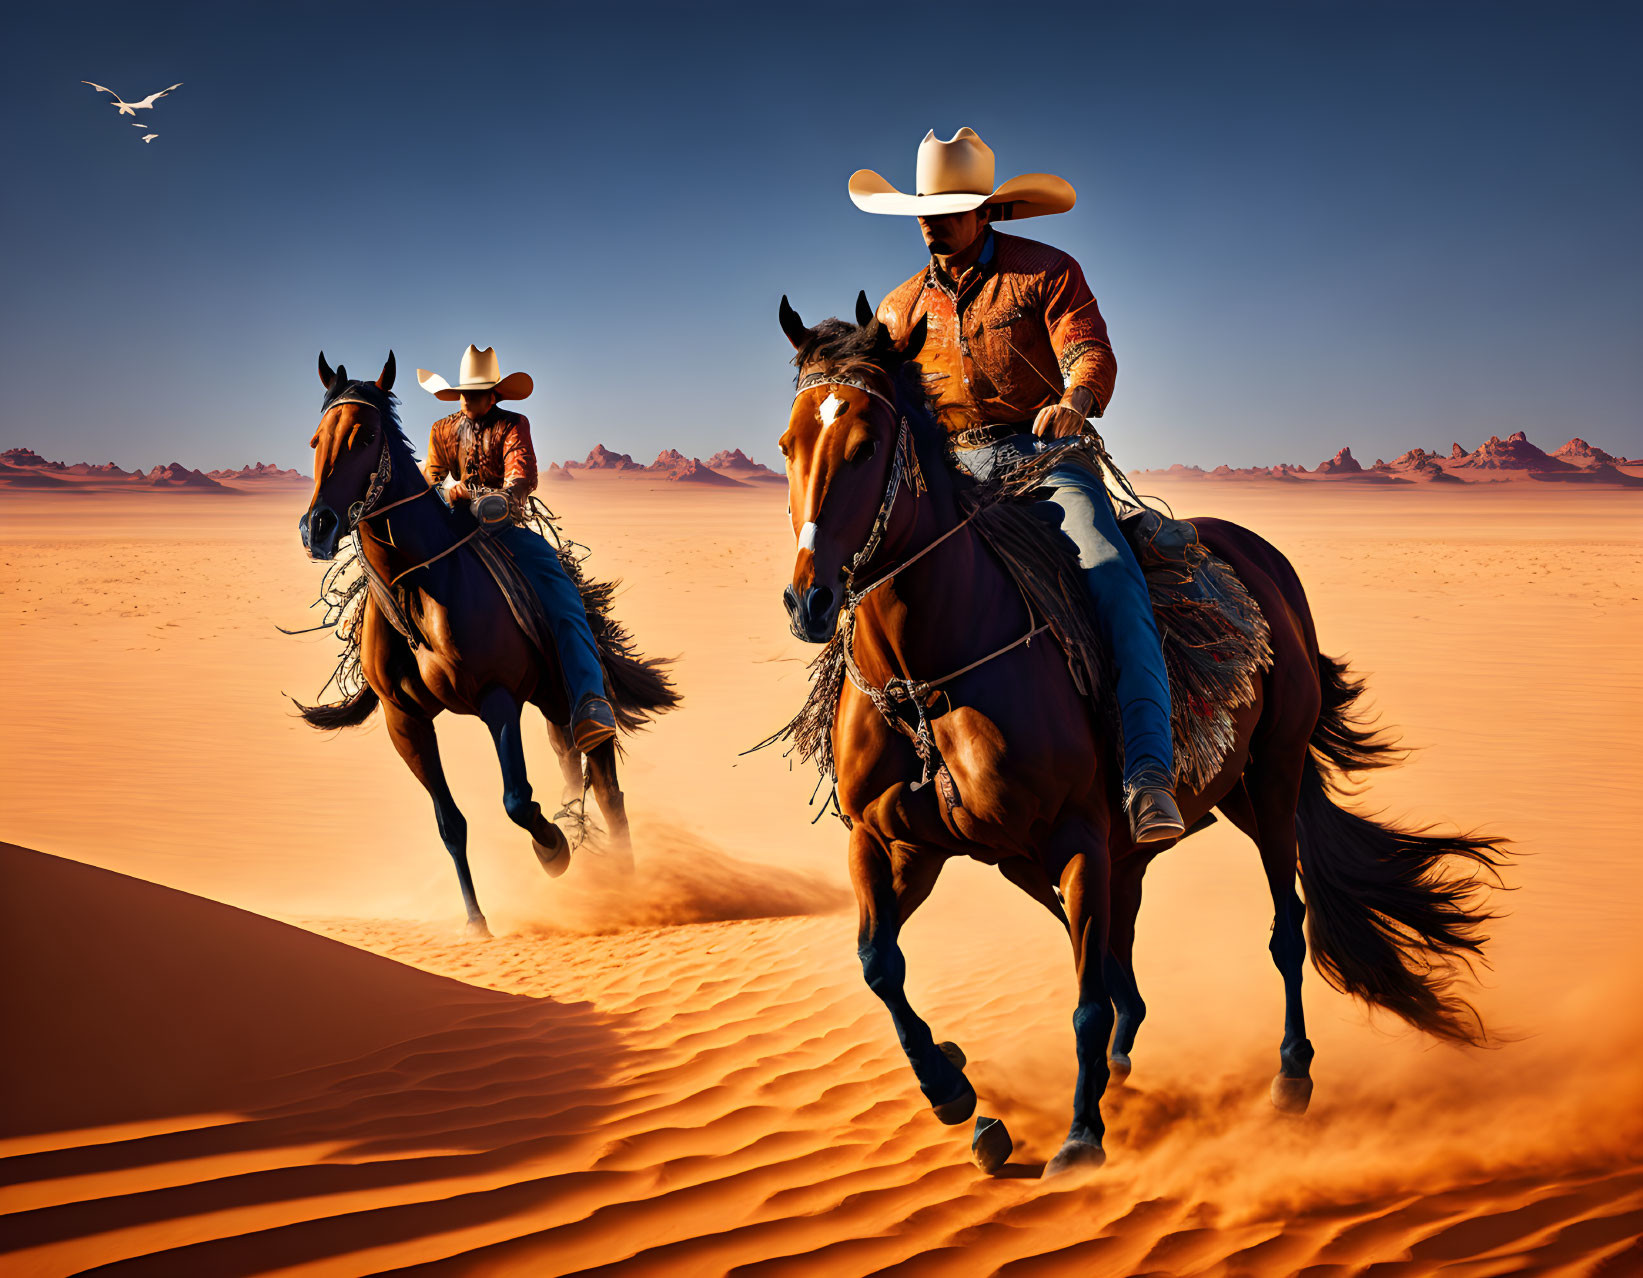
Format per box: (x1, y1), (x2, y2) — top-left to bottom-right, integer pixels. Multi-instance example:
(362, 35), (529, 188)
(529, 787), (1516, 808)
(791, 370), (1049, 788)
(316, 393), (481, 592)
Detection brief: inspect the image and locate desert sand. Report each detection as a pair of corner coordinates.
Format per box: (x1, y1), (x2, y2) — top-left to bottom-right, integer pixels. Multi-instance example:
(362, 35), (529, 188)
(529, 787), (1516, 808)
(2, 476), (1642, 1275)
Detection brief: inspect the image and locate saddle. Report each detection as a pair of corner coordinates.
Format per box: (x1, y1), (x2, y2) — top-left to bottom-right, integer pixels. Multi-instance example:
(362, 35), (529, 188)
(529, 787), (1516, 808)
(968, 441), (1273, 789)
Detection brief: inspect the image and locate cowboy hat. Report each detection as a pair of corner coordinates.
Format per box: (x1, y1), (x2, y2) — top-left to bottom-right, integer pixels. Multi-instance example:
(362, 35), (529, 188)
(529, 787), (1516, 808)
(848, 127), (1076, 220)
(416, 345), (534, 401)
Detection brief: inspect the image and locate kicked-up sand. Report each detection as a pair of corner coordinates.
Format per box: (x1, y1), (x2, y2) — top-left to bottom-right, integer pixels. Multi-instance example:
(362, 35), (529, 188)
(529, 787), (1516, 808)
(1, 477), (1641, 1275)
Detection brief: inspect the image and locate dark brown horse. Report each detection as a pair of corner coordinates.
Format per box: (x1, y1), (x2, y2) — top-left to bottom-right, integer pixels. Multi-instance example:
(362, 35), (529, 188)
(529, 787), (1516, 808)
(776, 300), (1504, 1175)
(297, 353), (676, 935)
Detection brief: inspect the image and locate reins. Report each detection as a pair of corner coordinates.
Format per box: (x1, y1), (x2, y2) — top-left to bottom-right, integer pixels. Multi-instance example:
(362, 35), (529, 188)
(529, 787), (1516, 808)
(793, 372), (1051, 786)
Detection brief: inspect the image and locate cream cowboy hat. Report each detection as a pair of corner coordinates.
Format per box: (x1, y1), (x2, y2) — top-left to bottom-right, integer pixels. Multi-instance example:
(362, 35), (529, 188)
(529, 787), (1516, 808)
(848, 127), (1076, 220)
(415, 345), (534, 402)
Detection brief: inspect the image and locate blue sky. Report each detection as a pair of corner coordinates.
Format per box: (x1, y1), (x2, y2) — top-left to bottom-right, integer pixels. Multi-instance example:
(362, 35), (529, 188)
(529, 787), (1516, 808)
(2, 0), (1638, 471)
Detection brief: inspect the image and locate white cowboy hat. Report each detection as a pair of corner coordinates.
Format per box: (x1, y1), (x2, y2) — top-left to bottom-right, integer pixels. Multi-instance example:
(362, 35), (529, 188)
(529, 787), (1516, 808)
(848, 127), (1076, 220)
(415, 345), (534, 401)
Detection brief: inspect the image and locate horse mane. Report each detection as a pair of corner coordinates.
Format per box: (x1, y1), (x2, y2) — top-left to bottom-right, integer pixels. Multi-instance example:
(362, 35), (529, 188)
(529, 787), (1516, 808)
(322, 380), (421, 470)
(790, 317), (952, 492)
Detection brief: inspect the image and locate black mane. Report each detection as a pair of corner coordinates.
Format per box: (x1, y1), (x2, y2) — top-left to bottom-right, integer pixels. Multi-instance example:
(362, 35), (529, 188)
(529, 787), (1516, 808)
(322, 379), (420, 468)
(791, 316), (942, 442)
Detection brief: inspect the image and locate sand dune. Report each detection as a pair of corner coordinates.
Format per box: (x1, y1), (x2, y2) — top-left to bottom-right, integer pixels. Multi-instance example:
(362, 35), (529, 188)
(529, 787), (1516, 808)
(2, 481), (1642, 1274)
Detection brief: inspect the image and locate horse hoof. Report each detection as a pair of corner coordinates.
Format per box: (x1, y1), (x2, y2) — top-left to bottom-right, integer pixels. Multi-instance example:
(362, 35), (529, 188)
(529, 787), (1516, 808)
(937, 1041), (967, 1070)
(1271, 1073), (1314, 1115)
(466, 917), (492, 939)
(1044, 1138), (1106, 1178)
(972, 1116), (1013, 1175)
(533, 831), (571, 878)
(1108, 1050), (1132, 1082)
(932, 1078), (977, 1126)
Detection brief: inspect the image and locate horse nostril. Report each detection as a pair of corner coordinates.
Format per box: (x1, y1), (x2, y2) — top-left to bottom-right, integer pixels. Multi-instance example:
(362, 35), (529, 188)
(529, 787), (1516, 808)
(805, 585), (835, 618)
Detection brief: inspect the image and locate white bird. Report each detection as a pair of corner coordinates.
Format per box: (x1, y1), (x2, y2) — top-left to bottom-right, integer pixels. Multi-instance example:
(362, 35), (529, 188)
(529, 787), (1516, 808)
(82, 81), (183, 116)
(142, 134), (158, 143)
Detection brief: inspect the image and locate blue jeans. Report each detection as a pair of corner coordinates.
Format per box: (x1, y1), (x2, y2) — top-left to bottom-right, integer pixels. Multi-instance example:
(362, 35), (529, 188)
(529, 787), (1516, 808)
(959, 434), (1174, 785)
(492, 523), (608, 715)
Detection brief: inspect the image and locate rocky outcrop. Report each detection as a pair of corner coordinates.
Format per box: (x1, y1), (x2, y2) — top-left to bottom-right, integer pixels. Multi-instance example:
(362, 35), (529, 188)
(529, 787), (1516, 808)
(1315, 447), (1363, 475)
(207, 462), (308, 481)
(1453, 431), (1572, 471)
(2, 447), (64, 469)
(705, 448), (782, 480)
(668, 459), (748, 486)
(567, 445), (641, 471)
(1551, 438), (1617, 467)
(147, 463), (228, 490)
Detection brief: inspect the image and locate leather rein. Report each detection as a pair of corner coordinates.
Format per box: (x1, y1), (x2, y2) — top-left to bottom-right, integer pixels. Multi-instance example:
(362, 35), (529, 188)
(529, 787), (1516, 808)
(793, 373), (1049, 785)
(323, 395), (482, 587)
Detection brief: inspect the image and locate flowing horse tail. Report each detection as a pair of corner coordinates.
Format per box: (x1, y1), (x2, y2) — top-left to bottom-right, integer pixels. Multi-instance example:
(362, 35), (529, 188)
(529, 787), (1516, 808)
(295, 684), (380, 730)
(574, 574), (680, 733)
(1295, 654), (1508, 1044)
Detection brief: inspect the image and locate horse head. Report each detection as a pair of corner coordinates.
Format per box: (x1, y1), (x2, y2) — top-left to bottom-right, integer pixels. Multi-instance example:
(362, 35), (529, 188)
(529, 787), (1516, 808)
(301, 351), (397, 560)
(776, 294), (927, 642)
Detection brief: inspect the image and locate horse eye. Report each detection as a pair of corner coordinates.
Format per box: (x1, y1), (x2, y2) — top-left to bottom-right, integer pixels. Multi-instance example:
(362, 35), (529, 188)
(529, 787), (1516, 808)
(847, 438), (878, 466)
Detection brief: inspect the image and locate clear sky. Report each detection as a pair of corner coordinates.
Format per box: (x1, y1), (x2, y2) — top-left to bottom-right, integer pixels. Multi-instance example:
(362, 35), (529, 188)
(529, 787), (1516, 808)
(3, 0), (1638, 472)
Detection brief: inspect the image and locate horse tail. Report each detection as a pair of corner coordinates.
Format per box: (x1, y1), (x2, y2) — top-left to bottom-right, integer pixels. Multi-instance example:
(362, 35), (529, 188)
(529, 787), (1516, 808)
(294, 685), (380, 730)
(1310, 653), (1403, 779)
(1295, 665), (1507, 1044)
(603, 648), (680, 732)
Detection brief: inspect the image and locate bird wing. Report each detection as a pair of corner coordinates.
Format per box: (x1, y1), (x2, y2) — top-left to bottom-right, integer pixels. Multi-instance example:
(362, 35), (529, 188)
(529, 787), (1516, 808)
(142, 135), (158, 142)
(82, 81), (118, 96)
(132, 83), (183, 109)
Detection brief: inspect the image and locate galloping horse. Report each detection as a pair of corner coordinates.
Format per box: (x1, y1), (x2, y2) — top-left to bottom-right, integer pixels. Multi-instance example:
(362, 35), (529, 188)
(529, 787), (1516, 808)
(776, 300), (1504, 1174)
(298, 353), (676, 935)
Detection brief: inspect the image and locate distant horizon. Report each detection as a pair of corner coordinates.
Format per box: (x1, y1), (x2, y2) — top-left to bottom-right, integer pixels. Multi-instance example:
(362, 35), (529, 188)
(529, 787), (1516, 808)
(4, 2), (1639, 473)
(6, 424), (1635, 480)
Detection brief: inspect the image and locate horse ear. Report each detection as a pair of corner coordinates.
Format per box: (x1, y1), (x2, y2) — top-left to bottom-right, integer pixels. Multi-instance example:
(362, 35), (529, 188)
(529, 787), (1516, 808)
(377, 351), (396, 391)
(855, 290), (874, 327)
(779, 295), (813, 351)
(334, 363), (348, 385)
(898, 315), (928, 363)
(318, 351), (335, 389)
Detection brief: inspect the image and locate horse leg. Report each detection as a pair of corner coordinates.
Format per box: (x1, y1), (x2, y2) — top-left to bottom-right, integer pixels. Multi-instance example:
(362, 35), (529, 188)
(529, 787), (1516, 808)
(584, 739), (632, 872)
(544, 718), (586, 804)
(850, 826), (973, 1123)
(1104, 854), (1149, 1079)
(1048, 815), (1114, 1175)
(478, 686), (572, 878)
(1221, 776), (1315, 1113)
(382, 702), (487, 936)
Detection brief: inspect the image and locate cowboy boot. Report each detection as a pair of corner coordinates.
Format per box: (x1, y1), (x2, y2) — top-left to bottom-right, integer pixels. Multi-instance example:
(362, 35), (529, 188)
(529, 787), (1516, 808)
(572, 693), (618, 753)
(1127, 770), (1186, 843)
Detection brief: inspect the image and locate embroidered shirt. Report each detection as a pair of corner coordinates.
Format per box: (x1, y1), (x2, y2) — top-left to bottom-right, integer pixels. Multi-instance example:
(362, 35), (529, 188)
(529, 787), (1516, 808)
(876, 229), (1117, 433)
(422, 408), (538, 518)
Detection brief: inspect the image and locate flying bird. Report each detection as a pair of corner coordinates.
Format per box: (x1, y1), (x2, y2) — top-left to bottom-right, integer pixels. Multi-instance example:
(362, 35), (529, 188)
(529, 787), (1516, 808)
(82, 81), (183, 116)
(142, 134), (158, 143)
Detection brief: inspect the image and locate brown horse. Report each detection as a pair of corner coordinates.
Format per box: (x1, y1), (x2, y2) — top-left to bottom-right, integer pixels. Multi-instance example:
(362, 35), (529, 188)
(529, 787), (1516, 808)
(297, 353), (676, 935)
(776, 300), (1504, 1175)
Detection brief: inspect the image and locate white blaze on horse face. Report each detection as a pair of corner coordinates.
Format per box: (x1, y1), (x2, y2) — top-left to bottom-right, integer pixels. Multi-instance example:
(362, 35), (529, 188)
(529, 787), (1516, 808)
(798, 520), (818, 552)
(819, 392), (845, 429)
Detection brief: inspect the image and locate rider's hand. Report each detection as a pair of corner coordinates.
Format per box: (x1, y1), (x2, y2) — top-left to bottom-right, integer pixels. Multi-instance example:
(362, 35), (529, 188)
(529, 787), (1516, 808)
(448, 481), (471, 500)
(1031, 402), (1088, 440)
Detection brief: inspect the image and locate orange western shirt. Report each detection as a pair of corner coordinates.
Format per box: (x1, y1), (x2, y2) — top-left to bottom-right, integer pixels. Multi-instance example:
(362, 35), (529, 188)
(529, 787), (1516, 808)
(422, 408), (538, 519)
(875, 229), (1117, 434)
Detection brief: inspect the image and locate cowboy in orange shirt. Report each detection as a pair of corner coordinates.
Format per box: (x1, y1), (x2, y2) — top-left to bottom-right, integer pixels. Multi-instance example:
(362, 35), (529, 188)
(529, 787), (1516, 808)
(854, 129), (1182, 842)
(418, 346), (617, 752)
